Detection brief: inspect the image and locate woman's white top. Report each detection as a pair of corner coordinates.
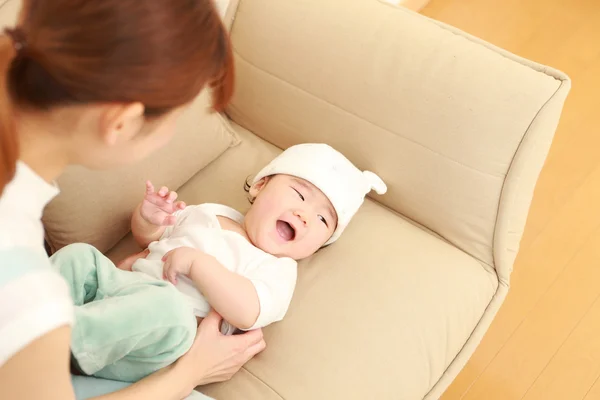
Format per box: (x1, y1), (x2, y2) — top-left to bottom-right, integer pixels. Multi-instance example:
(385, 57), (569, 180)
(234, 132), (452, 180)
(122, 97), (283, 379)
(0, 162), (73, 365)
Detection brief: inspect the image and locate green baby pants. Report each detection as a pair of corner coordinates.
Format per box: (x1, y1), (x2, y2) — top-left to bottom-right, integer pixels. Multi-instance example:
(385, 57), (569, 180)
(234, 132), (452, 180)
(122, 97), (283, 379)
(51, 243), (196, 382)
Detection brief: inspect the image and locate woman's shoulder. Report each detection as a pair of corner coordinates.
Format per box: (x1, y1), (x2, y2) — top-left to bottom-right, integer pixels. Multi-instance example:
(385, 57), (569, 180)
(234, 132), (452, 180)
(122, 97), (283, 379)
(0, 161), (59, 249)
(0, 246), (74, 366)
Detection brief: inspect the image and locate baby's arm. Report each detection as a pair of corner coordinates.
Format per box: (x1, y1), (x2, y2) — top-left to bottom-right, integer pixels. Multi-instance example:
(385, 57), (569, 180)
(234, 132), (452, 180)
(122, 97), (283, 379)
(190, 258), (260, 330)
(132, 181), (186, 248)
(131, 203), (166, 248)
(163, 248), (260, 330)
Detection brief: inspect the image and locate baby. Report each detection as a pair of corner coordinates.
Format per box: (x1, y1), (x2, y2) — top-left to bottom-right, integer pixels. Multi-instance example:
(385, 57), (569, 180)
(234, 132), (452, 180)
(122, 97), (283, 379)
(57, 143), (386, 382)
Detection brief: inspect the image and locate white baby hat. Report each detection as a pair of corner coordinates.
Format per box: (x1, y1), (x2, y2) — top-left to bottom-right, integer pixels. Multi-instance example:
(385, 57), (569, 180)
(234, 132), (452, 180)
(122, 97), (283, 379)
(252, 143), (387, 245)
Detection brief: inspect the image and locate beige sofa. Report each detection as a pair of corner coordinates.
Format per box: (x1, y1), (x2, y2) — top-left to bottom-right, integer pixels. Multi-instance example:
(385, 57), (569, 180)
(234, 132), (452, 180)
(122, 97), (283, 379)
(0, 0), (571, 398)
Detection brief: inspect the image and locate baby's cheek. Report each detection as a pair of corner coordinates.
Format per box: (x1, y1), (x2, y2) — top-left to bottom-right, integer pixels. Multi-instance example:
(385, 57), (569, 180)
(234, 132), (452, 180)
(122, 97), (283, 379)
(254, 194), (276, 213)
(306, 236), (328, 256)
(320, 226), (335, 244)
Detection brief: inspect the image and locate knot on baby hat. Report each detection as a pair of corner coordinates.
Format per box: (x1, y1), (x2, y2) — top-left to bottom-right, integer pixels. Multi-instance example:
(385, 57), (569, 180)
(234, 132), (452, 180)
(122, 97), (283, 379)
(252, 143), (387, 245)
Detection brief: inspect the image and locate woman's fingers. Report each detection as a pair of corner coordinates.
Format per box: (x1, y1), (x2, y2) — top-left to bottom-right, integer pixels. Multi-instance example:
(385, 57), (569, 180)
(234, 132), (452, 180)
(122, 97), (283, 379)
(202, 309), (224, 330)
(239, 327), (264, 344)
(248, 338), (267, 356)
(214, 331), (266, 381)
(238, 329), (265, 350)
(177, 310), (266, 387)
(238, 331), (266, 361)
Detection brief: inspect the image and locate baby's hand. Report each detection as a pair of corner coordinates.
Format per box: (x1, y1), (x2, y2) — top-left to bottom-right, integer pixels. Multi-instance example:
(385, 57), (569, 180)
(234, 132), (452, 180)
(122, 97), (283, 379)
(162, 247), (210, 285)
(140, 181), (186, 226)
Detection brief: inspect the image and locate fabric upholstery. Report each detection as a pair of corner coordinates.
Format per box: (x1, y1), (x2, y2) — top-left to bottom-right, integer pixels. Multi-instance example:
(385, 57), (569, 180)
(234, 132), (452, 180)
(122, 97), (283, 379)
(0, 0), (566, 397)
(226, 0), (570, 274)
(219, 0), (240, 30)
(0, 0), (18, 26)
(108, 126), (499, 400)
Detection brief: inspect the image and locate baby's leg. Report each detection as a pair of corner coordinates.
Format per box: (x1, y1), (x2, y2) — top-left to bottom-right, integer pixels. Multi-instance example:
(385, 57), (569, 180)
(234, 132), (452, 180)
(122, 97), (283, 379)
(91, 286), (197, 382)
(116, 248), (150, 271)
(51, 243), (196, 382)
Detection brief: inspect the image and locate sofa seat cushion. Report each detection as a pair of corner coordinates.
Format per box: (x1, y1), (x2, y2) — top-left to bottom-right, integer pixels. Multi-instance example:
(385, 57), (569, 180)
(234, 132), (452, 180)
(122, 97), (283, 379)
(107, 124), (498, 400)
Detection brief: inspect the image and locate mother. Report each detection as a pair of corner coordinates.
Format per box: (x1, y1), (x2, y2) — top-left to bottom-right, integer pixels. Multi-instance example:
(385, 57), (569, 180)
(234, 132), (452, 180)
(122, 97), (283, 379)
(0, 1), (265, 399)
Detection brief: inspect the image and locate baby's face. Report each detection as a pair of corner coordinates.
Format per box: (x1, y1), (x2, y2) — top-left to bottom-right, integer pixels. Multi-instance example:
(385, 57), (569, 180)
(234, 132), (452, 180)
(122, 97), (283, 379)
(244, 174), (337, 260)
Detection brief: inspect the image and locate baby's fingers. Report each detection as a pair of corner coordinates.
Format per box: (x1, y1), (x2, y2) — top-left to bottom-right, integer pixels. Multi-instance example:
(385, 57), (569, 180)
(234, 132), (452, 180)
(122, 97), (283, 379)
(162, 254), (178, 285)
(175, 201), (186, 211)
(166, 266), (179, 285)
(166, 191), (178, 204)
(162, 259), (172, 281)
(158, 186), (169, 197)
(145, 180), (155, 195)
(163, 215), (177, 226)
(162, 250), (173, 262)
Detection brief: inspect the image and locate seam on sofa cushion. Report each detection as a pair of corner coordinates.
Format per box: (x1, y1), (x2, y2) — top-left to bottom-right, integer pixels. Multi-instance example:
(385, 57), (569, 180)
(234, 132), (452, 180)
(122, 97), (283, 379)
(231, 51), (503, 179)
(424, 79), (569, 398)
(491, 82), (562, 275)
(492, 79), (569, 283)
(221, 0), (240, 31)
(238, 367), (285, 399)
(217, 112), (243, 148)
(423, 280), (507, 400)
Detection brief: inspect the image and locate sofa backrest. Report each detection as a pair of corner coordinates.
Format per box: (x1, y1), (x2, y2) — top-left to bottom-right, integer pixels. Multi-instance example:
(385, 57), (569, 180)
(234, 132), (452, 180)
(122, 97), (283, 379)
(226, 0), (570, 280)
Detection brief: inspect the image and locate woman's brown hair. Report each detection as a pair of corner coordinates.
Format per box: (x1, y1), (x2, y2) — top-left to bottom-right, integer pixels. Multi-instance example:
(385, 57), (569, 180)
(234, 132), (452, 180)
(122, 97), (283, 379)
(0, 0), (234, 193)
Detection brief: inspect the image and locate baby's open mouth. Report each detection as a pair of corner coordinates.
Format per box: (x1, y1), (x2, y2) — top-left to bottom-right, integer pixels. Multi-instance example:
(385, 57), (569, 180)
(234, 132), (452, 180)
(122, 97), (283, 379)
(276, 220), (296, 241)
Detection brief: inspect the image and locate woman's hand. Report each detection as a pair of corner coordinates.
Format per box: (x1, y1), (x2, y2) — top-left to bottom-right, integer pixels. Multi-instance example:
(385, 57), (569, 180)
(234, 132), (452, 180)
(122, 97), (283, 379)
(162, 247), (211, 285)
(174, 310), (266, 391)
(140, 181), (186, 226)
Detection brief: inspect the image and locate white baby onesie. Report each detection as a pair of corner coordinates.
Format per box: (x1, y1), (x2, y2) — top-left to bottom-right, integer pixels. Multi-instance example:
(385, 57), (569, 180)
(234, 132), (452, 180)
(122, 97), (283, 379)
(132, 203), (298, 332)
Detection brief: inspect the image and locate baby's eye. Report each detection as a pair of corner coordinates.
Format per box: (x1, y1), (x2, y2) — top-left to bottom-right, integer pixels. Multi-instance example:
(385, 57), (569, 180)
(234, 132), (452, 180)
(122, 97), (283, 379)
(318, 215), (328, 227)
(292, 188), (305, 201)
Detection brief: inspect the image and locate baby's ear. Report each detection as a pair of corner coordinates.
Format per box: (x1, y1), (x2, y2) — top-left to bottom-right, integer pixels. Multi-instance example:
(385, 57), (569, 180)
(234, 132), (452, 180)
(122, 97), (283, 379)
(249, 176), (270, 197)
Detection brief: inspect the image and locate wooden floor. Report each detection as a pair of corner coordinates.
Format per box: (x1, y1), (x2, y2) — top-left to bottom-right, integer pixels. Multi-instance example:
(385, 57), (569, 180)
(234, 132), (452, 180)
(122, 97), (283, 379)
(420, 0), (600, 399)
